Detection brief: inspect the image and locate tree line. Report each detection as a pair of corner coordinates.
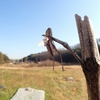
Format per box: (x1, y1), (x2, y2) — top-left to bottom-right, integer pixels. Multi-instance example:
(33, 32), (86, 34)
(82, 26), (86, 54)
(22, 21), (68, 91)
(20, 39), (100, 64)
(21, 46), (81, 64)
(1, 38), (99, 64)
(0, 52), (10, 64)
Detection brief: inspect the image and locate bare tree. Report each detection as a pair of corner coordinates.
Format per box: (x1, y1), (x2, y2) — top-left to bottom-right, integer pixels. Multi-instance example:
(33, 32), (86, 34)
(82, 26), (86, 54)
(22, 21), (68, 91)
(43, 14), (100, 100)
(75, 14), (100, 100)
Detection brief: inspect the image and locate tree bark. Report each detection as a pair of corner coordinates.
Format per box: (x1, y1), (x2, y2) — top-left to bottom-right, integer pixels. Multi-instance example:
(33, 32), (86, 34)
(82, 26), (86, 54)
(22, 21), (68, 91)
(83, 58), (100, 100)
(75, 14), (100, 100)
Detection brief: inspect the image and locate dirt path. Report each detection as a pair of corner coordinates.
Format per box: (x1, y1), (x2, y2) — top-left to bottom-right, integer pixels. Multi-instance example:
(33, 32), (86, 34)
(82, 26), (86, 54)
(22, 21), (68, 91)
(0, 65), (81, 70)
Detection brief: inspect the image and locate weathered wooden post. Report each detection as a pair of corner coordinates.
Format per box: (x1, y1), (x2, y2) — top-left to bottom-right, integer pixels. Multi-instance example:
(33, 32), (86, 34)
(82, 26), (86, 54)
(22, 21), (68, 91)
(44, 14), (100, 100)
(75, 14), (100, 100)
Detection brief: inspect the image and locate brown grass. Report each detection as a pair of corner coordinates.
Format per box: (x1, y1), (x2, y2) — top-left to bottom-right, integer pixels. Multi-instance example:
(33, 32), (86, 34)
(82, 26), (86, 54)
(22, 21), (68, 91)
(3, 59), (61, 68)
(0, 64), (88, 100)
(37, 59), (60, 67)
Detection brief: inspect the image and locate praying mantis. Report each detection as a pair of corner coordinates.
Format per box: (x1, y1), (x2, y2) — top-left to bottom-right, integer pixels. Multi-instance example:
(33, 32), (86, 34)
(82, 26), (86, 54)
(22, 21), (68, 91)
(42, 28), (65, 71)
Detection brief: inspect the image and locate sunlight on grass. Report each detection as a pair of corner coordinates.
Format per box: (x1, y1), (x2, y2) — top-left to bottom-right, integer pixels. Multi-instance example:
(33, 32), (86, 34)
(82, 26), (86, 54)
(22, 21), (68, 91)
(0, 65), (88, 100)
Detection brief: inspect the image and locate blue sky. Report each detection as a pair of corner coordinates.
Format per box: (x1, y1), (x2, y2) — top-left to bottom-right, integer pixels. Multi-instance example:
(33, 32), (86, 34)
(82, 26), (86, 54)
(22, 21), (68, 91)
(0, 0), (100, 59)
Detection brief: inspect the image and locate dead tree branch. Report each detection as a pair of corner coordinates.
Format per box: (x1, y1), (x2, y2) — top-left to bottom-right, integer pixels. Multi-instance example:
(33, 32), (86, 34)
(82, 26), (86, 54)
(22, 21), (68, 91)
(49, 36), (84, 65)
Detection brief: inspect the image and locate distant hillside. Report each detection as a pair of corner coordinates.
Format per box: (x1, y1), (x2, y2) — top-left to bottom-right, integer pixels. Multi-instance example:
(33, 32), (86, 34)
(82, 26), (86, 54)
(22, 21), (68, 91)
(20, 47), (81, 64)
(20, 38), (100, 64)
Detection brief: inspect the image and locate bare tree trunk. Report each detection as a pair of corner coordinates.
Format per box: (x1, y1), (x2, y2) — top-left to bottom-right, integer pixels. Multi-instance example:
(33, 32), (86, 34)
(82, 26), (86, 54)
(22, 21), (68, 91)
(75, 14), (100, 100)
(50, 36), (100, 100)
(83, 58), (100, 100)
(49, 14), (100, 100)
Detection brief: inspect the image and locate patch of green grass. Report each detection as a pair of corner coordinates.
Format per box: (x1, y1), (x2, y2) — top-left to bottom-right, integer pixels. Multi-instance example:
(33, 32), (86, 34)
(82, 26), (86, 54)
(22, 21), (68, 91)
(0, 66), (88, 100)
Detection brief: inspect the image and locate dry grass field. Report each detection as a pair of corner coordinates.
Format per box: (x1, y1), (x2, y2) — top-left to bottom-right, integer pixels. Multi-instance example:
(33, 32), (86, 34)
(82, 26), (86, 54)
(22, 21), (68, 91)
(0, 63), (88, 100)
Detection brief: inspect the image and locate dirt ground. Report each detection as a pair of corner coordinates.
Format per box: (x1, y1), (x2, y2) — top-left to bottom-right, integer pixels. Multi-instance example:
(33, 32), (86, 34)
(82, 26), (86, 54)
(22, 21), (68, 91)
(0, 64), (81, 70)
